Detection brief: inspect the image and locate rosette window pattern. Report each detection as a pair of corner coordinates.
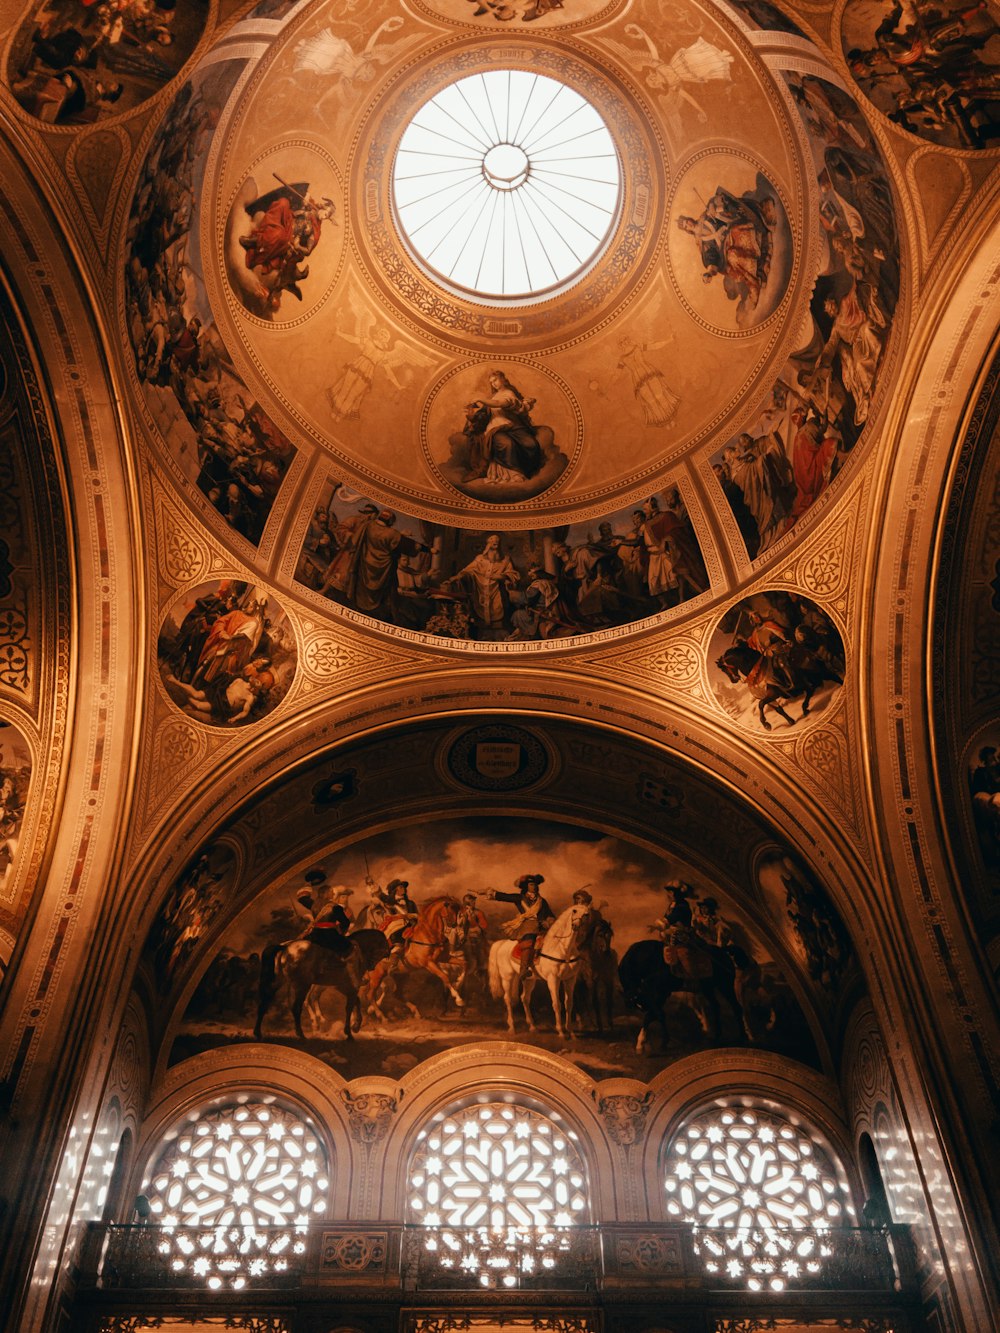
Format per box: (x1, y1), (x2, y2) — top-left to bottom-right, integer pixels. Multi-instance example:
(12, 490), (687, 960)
(663, 1106), (859, 1291)
(408, 1101), (591, 1288)
(133, 1102), (330, 1289)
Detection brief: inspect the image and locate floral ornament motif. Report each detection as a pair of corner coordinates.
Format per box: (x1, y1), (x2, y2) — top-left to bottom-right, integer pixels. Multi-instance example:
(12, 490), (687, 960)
(156, 719), (205, 777)
(0, 605), (30, 690)
(303, 635), (356, 678)
(647, 641), (700, 682)
(803, 547), (844, 597)
(800, 726), (842, 779)
(162, 523), (207, 585)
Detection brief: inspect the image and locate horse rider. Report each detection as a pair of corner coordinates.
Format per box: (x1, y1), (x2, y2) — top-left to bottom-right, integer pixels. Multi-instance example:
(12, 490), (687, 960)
(375, 878), (418, 962)
(488, 873), (555, 984)
(653, 881), (714, 982)
(456, 892), (488, 953)
(691, 895), (732, 948)
(290, 868), (354, 958)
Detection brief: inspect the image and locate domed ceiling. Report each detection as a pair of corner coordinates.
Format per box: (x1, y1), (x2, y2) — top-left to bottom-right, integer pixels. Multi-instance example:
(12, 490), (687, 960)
(124, 0), (901, 651)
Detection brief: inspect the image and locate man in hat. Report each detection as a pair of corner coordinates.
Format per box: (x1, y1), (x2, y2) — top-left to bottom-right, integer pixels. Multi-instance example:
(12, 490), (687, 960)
(374, 878), (418, 959)
(488, 874), (555, 984)
(291, 869), (353, 957)
(692, 895), (732, 948)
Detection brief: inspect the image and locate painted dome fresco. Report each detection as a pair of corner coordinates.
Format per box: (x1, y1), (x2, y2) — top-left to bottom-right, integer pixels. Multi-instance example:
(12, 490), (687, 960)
(125, 0), (901, 650)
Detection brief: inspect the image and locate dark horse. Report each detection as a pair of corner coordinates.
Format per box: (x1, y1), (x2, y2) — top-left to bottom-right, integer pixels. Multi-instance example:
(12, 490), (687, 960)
(618, 938), (744, 1053)
(715, 641), (842, 730)
(571, 910), (618, 1033)
(254, 929), (390, 1042)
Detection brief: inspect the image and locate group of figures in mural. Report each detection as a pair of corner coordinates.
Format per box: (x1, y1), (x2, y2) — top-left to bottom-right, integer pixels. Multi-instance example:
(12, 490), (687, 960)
(842, 0), (1000, 149)
(710, 74), (899, 558)
(295, 483), (708, 640)
(10, 0), (206, 125)
(157, 580), (296, 726)
(126, 68), (296, 545)
(708, 591), (845, 731)
(0, 722), (30, 891)
(176, 859), (828, 1076)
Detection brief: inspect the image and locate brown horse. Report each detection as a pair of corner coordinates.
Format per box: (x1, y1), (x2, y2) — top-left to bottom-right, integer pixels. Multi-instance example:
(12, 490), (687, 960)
(365, 895), (464, 1020)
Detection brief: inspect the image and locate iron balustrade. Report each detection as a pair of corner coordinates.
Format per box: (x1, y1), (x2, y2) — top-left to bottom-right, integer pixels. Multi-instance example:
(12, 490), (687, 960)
(78, 1221), (916, 1296)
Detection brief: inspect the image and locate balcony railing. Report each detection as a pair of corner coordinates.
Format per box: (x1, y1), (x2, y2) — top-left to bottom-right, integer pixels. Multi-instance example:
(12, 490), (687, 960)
(78, 1221), (916, 1297)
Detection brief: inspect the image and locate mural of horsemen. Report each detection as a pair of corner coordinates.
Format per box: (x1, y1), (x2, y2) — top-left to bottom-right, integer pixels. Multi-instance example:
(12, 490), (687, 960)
(708, 591), (845, 731)
(172, 818), (821, 1079)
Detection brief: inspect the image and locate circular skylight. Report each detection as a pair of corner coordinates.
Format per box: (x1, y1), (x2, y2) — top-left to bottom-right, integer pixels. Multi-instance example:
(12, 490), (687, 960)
(392, 70), (622, 303)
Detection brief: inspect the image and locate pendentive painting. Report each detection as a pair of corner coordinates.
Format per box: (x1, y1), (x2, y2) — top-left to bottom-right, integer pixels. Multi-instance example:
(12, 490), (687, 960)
(171, 817), (819, 1078)
(0, 721), (31, 891)
(708, 590), (845, 731)
(294, 480), (708, 641)
(757, 849), (853, 997)
(125, 64), (298, 545)
(157, 580), (296, 727)
(842, 0), (1000, 149)
(968, 737), (1000, 877)
(8, 0), (208, 126)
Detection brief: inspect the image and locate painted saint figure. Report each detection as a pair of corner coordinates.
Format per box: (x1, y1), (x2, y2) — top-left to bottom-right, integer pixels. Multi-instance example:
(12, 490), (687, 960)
(238, 179), (336, 314)
(461, 371), (542, 484)
(677, 186), (778, 321)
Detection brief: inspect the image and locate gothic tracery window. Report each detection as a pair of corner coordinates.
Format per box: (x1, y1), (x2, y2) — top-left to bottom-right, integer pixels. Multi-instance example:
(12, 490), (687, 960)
(408, 1100), (590, 1287)
(663, 1105), (854, 1291)
(139, 1101), (329, 1288)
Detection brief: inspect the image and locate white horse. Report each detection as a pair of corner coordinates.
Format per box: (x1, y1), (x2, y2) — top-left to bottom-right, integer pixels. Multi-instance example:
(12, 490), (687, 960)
(488, 905), (589, 1038)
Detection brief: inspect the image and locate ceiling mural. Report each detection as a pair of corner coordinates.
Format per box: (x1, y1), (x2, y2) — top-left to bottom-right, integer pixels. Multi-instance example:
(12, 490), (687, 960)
(709, 72), (899, 559)
(293, 480), (708, 640)
(841, 0), (1000, 149)
(707, 590), (845, 731)
(119, 0), (903, 652)
(169, 815), (820, 1080)
(157, 579), (297, 726)
(8, 0), (208, 126)
(0, 720), (31, 911)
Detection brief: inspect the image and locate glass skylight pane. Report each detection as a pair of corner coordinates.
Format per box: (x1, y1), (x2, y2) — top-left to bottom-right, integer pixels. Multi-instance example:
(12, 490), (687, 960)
(393, 69), (621, 301)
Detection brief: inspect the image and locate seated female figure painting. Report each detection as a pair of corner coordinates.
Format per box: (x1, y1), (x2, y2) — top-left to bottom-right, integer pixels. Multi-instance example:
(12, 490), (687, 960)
(443, 369), (568, 502)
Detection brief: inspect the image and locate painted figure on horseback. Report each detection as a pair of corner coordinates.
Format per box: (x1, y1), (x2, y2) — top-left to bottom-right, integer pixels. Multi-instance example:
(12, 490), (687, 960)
(486, 873), (555, 985)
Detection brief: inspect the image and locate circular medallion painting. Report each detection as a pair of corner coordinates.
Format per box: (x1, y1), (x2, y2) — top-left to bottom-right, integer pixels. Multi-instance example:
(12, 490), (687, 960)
(424, 360), (580, 504)
(708, 591), (844, 731)
(222, 146), (343, 323)
(668, 152), (793, 334)
(157, 580), (296, 727)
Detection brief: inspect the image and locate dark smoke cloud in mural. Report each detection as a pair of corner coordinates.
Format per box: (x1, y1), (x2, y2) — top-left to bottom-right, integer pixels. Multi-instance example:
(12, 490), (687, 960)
(294, 481), (709, 641)
(711, 74), (899, 558)
(124, 65), (297, 545)
(9, 0), (208, 125)
(171, 817), (818, 1079)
